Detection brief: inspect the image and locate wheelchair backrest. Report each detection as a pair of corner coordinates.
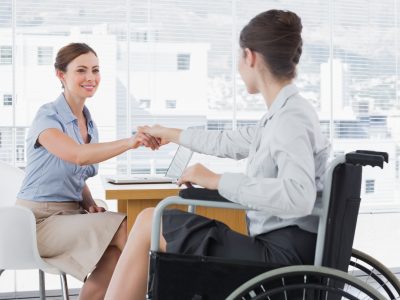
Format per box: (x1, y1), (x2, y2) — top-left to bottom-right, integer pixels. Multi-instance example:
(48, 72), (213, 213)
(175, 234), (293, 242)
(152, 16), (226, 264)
(321, 162), (362, 271)
(319, 151), (387, 272)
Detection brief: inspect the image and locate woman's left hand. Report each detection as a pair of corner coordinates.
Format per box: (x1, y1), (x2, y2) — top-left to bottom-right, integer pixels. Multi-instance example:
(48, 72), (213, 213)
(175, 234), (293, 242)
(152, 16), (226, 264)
(86, 205), (106, 213)
(177, 163), (221, 190)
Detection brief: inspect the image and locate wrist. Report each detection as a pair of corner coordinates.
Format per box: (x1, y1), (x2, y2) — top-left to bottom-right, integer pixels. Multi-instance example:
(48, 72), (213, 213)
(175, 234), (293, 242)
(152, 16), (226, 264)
(168, 128), (182, 143)
(211, 174), (222, 190)
(126, 137), (135, 149)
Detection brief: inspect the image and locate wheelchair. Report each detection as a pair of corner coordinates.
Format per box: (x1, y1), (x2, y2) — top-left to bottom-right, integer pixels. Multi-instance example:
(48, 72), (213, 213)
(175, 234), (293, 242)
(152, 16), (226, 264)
(147, 150), (399, 299)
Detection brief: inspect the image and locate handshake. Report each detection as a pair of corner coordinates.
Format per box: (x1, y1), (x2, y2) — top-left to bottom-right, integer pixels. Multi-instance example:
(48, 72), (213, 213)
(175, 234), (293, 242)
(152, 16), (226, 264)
(129, 124), (221, 190)
(130, 124), (178, 151)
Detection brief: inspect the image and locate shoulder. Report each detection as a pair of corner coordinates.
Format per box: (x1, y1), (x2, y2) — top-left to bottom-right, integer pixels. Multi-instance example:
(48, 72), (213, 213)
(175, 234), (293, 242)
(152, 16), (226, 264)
(31, 100), (63, 130)
(36, 102), (57, 117)
(280, 93), (318, 124)
(271, 94), (320, 141)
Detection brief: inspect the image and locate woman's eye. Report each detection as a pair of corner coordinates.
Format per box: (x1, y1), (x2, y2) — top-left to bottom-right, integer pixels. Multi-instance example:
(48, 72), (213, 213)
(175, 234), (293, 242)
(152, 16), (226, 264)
(93, 69), (99, 73)
(77, 69), (85, 73)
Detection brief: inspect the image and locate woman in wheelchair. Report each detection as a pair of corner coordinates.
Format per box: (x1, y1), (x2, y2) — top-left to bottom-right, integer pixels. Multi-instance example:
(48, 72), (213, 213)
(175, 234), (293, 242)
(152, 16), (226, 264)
(105, 9), (331, 300)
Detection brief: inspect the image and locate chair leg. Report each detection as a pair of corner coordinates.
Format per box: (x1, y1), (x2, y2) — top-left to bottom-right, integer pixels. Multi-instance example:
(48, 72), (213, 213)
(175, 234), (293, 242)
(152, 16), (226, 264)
(60, 272), (70, 300)
(39, 270), (46, 300)
(0, 269), (4, 277)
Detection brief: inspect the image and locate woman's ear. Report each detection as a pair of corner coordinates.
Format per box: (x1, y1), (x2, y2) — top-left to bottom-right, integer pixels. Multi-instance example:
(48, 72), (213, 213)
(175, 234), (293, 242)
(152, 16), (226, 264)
(244, 48), (256, 68)
(55, 69), (64, 81)
(55, 69), (65, 88)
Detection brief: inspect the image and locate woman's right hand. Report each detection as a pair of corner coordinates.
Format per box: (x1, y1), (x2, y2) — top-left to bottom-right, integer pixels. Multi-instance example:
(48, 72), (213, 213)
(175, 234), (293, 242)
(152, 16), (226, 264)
(129, 132), (161, 150)
(138, 125), (181, 145)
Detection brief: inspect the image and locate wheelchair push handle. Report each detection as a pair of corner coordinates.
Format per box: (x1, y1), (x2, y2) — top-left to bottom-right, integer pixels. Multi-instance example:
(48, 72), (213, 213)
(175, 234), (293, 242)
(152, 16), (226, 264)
(345, 150), (388, 168)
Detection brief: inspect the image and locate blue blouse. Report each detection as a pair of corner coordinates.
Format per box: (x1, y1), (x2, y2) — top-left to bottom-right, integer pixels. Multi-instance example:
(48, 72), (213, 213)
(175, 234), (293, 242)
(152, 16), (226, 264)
(17, 93), (99, 202)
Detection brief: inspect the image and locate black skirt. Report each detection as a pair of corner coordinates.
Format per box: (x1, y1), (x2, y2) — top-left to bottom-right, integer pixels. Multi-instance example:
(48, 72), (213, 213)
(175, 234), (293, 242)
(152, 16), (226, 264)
(162, 209), (317, 265)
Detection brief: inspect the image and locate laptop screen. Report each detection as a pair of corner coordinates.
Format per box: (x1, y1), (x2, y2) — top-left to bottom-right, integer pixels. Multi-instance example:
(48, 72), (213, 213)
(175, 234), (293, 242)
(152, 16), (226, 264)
(165, 146), (193, 179)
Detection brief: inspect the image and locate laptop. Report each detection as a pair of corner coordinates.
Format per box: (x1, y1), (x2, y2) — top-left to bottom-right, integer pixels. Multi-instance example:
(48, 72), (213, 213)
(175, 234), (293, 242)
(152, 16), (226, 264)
(106, 146), (193, 184)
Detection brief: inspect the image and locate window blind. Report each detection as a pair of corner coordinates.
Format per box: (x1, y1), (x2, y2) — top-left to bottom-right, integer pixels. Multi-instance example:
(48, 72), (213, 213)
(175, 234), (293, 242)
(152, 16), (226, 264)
(0, 0), (399, 211)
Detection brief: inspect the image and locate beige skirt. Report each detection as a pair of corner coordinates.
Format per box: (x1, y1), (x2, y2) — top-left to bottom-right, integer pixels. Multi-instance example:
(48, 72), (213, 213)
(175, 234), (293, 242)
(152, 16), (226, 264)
(16, 199), (126, 281)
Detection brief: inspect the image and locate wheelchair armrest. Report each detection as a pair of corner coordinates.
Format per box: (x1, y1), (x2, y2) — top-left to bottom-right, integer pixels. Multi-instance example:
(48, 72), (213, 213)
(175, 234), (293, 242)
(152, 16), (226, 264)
(150, 196), (246, 251)
(179, 187), (233, 203)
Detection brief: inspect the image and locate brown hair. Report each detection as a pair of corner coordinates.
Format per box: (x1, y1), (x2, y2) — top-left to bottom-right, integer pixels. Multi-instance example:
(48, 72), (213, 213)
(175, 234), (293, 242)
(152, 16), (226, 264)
(239, 9), (303, 80)
(54, 43), (97, 72)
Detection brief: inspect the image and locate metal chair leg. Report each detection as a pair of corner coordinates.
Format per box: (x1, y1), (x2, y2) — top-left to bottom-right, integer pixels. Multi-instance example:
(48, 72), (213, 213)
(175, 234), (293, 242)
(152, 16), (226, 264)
(60, 272), (70, 300)
(39, 270), (46, 300)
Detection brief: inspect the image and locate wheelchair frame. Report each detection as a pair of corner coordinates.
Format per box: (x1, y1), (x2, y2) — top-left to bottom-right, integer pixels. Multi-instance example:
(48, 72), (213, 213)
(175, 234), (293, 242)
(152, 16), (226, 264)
(148, 151), (397, 299)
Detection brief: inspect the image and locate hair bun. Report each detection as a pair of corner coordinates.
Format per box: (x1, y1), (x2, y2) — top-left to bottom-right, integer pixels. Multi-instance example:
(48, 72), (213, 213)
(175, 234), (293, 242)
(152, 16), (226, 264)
(278, 10), (302, 33)
(239, 9), (303, 80)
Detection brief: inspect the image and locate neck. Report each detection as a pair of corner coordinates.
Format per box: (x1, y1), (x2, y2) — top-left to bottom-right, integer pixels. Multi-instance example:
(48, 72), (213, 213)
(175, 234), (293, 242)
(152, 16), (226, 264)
(63, 91), (85, 118)
(259, 78), (292, 108)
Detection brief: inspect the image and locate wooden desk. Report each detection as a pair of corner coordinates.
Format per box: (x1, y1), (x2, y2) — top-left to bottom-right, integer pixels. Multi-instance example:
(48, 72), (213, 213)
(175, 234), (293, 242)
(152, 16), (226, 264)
(102, 178), (247, 234)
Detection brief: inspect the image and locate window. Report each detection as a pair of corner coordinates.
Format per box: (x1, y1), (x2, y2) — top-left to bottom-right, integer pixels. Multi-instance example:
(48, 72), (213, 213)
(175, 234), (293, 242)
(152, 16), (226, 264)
(132, 31), (147, 42)
(37, 46), (53, 65)
(139, 99), (151, 109)
(177, 53), (190, 70)
(16, 145), (24, 162)
(0, 46), (12, 64)
(365, 179), (375, 194)
(165, 100), (176, 109)
(1, 0), (400, 294)
(3, 94), (12, 106)
(1, 0), (399, 210)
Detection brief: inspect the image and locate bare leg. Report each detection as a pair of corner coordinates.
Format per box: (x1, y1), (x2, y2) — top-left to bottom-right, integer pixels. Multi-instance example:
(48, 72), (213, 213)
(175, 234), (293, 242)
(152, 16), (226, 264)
(79, 219), (128, 300)
(105, 208), (166, 300)
(79, 246), (120, 300)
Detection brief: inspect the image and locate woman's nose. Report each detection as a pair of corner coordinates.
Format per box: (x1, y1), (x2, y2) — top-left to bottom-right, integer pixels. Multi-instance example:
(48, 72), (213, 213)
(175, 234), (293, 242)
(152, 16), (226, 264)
(86, 72), (95, 81)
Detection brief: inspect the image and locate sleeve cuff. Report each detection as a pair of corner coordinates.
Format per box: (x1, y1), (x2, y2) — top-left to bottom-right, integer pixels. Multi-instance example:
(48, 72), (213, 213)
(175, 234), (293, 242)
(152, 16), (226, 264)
(218, 172), (246, 203)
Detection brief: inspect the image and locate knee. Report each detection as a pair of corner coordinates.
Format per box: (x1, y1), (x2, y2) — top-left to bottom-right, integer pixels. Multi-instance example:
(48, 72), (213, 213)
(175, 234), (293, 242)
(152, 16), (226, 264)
(130, 207), (155, 239)
(135, 207), (155, 228)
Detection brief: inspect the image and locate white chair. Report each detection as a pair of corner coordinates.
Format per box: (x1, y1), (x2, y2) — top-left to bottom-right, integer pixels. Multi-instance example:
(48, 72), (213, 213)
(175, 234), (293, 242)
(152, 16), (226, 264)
(94, 198), (109, 210)
(0, 161), (69, 300)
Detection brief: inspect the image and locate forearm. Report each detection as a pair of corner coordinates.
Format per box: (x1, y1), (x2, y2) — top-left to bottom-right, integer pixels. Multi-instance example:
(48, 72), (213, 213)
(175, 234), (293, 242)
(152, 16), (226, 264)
(38, 128), (139, 166)
(81, 184), (95, 209)
(161, 128), (182, 144)
(180, 129), (251, 159)
(75, 138), (131, 166)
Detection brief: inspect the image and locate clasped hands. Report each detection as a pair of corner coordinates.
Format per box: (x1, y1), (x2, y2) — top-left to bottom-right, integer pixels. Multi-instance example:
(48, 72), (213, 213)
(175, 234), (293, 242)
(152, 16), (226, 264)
(132, 125), (221, 190)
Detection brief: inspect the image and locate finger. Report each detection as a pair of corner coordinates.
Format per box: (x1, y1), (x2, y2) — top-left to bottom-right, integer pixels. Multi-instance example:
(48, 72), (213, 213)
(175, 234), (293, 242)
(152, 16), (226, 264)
(89, 206), (96, 213)
(144, 134), (159, 150)
(160, 139), (169, 146)
(151, 136), (161, 147)
(177, 177), (184, 186)
(137, 126), (149, 133)
(138, 135), (152, 148)
(140, 133), (157, 150)
(184, 182), (193, 188)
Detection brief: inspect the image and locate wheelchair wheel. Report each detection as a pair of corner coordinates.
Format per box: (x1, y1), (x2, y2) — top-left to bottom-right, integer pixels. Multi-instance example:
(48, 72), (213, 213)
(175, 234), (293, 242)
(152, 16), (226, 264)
(226, 265), (385, 300)
(349, 248), (400, 299)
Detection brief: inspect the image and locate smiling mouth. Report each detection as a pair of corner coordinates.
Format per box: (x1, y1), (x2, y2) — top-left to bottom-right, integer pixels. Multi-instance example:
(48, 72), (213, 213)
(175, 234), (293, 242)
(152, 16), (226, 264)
(81, 85), (96, 90)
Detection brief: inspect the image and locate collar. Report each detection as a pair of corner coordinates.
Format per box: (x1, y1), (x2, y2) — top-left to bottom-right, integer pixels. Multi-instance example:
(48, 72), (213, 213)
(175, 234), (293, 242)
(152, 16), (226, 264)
(54, 93), (93, 128)
(261, 83), (299, 126)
